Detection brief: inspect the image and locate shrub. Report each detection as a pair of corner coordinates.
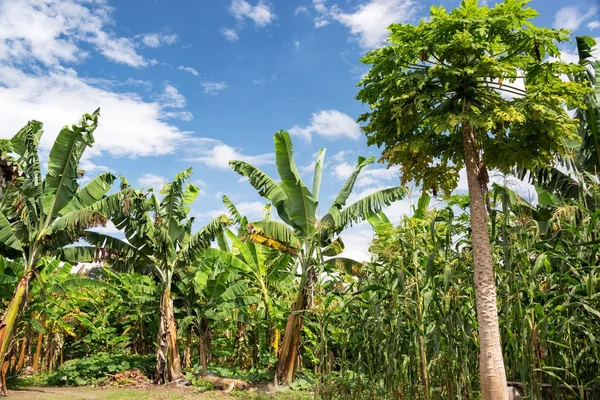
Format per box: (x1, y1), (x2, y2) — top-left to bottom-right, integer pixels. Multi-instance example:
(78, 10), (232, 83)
(46, 352), (156, 386)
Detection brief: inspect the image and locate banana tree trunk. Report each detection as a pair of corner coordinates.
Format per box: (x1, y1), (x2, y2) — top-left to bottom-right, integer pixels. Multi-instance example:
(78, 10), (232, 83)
(32, 331), (43, 371)
(155, 287), (182, 384)
(0, 273), (32, 372)
(183, 330), (192, 369)
(276, 274), (309, 385)
(15, 325), (29, 372)
(197, 321), (209, 377)
(462, 122), (508, 400)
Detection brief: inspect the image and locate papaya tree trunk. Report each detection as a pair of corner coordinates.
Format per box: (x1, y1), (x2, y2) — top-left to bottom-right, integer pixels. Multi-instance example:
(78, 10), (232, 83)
(276, 274), (309, 385)
(155, 287), (182, 384)
(0, 273), (32, 373)
(461, 122), (508, 399)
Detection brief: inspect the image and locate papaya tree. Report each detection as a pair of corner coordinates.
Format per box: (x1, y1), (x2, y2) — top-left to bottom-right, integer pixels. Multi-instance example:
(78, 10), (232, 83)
(0, 110), (119, 394)
(355, 0), (588, 397)
(72, 169), (231, 383)
(230, 130), (406, 384)
(519, 36), (600, 206)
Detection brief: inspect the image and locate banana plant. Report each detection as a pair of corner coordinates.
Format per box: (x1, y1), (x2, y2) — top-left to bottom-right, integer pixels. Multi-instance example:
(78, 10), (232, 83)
(230, 130), (406, 384)
(203, 196), (294, 363)
(70, 169), (231, 383)
(0, 110), (120, 393)
(173, 255), (260, 375)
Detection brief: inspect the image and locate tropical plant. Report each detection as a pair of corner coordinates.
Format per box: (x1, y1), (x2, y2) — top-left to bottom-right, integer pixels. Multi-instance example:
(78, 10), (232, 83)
(355, 0), (589, 396)
(0, 110), (119, 394)
(70, 169), (231, 383)
(230, 130), (406, 384)
(203, 197), (294, 369)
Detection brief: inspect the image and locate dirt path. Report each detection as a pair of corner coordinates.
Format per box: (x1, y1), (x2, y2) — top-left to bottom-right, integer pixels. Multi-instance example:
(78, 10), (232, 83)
(6, 386), (231, 400)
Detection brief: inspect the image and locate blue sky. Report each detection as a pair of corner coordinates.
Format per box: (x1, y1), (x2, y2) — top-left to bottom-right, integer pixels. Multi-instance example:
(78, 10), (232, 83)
(0, 0), (598, 260)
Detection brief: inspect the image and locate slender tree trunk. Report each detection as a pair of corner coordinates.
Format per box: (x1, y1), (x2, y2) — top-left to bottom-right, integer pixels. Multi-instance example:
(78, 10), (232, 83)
(198, 322), (209, 377)
(276, 275), (309, 385)
(0, 273), (32, 381)
(45, 329), (54, 371)
(155, 287), (182, 383)
(462, 122), (508, 400)
(183, 330), (192, 369)
(32, 332), (43, 372)
(15, 324), (30, 371)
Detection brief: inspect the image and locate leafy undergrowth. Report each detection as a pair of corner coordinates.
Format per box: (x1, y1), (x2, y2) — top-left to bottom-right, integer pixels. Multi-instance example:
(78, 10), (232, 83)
(10, 352), (156, 388)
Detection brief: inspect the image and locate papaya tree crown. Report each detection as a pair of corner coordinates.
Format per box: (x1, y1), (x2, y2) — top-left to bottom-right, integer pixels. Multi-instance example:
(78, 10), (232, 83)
(356, 0), (590, 195)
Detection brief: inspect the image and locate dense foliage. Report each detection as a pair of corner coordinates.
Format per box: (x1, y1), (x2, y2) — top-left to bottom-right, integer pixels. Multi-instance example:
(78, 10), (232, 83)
(1, 1), (600, 399)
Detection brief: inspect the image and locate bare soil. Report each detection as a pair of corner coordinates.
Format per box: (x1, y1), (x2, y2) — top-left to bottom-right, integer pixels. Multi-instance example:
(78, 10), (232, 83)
(5, 386), (231, 399)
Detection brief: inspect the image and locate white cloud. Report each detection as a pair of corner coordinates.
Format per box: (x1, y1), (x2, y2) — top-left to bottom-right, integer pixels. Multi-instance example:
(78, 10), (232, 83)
(81, 77), (152, 90)
(0, 67), (187, 158)
(456, 169), (535, 201)
(333, 162), (398, 187)
(137, 174), (168, 191)
(289, 110), (361, 143)
(313, 0), (330, 27)
(140, 32), (179, 48)
(199, 201), (267, 221)
(0, 0), (150, 68)
(221, 28), (240, 42)
(88, 221), (121, 235)
(155, 85), (192, 121)
(589, 20), (600, 29)
(201, 81), (228, 95)
(333, 162), (356, 179)
(312, 0), (418, 48)
(300, 161), (317, 175)
(183, 139), (274, 169)
(252, 71), (278, 85)
(178, 65), (199, 76)
(332, 150), (353, 162)
(554, 6), (598, 31)
(295, 6), (308, 16)
(229, 0), (276, 27)
(294, 40), (301, 48)
(157, 84), (187, 108)
(337, 225), (374, 263)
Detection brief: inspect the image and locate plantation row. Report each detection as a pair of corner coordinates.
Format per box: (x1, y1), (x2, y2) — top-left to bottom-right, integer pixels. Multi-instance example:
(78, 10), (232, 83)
(1, 1), (600, 399)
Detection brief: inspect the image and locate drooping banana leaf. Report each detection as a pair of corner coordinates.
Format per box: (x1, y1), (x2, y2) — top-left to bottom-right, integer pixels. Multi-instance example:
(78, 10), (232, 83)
(229, 160), (290, 223)
(0, 211), (23, 251)
(325, 186), (407, 232)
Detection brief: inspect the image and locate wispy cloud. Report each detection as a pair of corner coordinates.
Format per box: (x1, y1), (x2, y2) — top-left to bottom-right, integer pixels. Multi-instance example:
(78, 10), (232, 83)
(252, 71), (278, 86)
(554, 6), (598, 30)
(221, 28), (240, 42)
(201, 81), (228, 95)
(178, 65), (199, 76)
(229, 0), (276, 26)
(139, 32), (179, 48)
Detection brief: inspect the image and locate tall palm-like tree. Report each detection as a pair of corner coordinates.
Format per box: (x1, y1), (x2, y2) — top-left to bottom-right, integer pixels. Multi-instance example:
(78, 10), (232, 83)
(230, 130), (406, 384)
(72, 169), (231, 383)
(0, 110), (120, 394)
